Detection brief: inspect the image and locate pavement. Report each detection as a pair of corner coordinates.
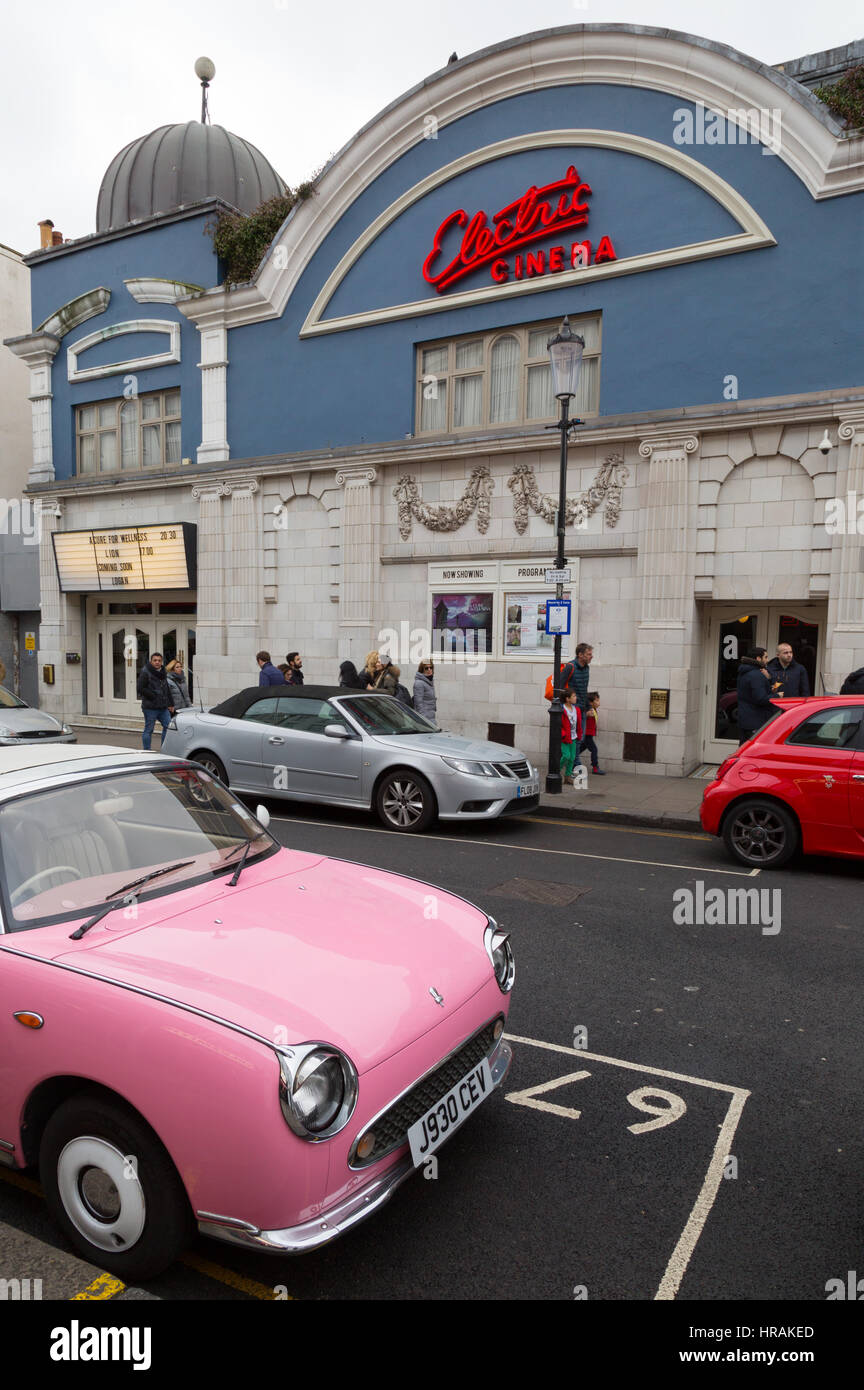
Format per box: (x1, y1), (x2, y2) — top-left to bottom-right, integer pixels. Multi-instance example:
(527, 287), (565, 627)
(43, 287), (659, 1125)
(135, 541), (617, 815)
(68, 725), (709, 831)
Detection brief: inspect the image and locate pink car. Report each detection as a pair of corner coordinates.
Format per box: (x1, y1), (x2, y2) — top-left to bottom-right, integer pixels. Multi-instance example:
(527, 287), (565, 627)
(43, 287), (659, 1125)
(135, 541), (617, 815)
(0, 746), (514, 1280)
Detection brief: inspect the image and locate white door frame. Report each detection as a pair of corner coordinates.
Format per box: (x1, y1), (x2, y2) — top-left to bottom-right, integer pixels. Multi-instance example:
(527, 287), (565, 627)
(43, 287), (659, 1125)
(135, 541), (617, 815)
(700, 602), (827, 764)
(86, 592), (196, 718)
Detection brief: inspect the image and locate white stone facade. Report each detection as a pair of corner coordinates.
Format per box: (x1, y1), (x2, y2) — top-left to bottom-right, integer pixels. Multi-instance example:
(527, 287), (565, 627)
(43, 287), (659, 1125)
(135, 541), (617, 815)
(33, 398), (864, 775)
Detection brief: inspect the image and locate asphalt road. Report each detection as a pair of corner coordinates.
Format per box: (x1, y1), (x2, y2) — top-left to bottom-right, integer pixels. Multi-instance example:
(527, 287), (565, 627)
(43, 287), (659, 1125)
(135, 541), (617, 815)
(1, 804), (862, 1303)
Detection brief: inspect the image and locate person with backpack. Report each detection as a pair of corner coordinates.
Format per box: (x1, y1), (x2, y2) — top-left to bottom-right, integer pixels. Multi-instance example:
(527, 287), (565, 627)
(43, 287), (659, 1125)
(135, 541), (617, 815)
(390, 664), (414, 709)
(563, 642), (593, 717)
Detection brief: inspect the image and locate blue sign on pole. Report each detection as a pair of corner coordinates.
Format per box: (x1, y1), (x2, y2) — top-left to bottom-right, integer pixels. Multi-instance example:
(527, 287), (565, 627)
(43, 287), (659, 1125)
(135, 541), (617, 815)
(546, 599), (571, 636)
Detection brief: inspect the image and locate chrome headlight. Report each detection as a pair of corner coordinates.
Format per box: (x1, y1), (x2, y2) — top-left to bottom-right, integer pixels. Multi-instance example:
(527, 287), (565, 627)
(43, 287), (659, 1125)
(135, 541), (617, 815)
(484, 918), (515, 993)
(442, 757), (500, 776)
(278, 1043), (358, 1139)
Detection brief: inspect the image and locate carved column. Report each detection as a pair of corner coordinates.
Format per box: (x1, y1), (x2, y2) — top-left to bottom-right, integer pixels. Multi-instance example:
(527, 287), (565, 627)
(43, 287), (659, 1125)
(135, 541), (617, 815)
(826, 410), (864, 690)
(635, 433), (700, 773)
(35, 499), (65, 710)
(191, 481), (229, 663)
(336, 467), (377, 630)
(225, 478), (261, 660)
(4, 333), (61, 485)
(636, 435), (698, 625)
(196, 324), (229, 465)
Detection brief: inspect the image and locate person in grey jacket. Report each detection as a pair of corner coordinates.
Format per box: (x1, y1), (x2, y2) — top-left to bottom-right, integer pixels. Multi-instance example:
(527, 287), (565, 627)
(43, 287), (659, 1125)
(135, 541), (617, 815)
(165, 660), (192, 709)
(413, 660), (437, 722)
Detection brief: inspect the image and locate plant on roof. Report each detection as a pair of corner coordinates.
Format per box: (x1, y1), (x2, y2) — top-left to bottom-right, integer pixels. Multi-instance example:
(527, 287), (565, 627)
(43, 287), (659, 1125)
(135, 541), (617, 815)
(208, 182), (316, 286)
(814, 65), (864, 130)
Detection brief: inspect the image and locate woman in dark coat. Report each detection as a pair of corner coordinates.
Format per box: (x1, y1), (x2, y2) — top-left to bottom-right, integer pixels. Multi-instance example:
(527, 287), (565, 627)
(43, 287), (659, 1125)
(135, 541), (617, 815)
(339, 661), (366, 689)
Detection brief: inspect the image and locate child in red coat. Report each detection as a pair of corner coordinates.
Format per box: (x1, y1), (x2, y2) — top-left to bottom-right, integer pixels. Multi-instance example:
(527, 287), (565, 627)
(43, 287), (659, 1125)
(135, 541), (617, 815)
(561, 689), (583, 785)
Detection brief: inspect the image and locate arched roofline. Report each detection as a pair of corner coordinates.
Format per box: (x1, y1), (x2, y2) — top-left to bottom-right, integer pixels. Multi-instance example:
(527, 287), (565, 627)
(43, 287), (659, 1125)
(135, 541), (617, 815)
(179, 24), (864, 332)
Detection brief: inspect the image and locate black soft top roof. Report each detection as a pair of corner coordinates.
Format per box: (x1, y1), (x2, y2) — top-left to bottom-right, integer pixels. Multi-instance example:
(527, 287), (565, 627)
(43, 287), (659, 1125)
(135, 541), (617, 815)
(210, 685), (369, 719)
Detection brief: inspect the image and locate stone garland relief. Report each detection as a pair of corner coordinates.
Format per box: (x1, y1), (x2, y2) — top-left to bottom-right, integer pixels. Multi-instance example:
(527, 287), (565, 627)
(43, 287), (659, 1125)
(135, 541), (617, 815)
(393, 455), (629, 539)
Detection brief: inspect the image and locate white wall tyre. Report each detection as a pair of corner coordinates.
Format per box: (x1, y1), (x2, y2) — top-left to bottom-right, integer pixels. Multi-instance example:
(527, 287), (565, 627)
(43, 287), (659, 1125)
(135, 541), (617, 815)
(40, 1095), (191, 1281)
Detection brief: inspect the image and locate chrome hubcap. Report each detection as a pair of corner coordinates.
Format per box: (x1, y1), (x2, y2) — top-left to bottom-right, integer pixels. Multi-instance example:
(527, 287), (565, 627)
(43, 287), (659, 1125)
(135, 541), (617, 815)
(57, 1137), (146, 1252)
(382, 780), (424, 827)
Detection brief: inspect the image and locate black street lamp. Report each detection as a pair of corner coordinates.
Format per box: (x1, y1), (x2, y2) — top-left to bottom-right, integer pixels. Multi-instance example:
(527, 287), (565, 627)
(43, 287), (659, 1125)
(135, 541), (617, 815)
(545, 316), (585, 794)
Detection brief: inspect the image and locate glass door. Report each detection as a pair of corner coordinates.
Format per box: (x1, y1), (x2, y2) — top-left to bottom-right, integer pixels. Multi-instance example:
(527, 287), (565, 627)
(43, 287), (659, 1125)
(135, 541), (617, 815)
(701, 605), (826, 763)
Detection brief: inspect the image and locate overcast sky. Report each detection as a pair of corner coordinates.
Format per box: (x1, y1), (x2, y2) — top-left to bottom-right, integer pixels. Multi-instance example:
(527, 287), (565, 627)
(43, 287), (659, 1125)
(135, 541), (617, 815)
(1, 0), (860, 255)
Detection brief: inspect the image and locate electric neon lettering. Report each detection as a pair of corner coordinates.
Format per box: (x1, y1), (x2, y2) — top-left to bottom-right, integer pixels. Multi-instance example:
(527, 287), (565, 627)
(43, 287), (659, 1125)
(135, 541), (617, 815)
(422, 166), (616, 292)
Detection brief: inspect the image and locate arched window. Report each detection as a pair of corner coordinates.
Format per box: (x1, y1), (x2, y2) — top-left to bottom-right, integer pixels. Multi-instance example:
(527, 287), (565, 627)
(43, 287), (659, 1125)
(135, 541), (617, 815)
(489, 335), (520, 423)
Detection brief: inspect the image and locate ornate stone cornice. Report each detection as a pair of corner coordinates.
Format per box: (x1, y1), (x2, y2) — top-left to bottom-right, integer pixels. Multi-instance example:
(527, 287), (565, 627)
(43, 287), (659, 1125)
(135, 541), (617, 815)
(3, 331), (61, 367)
(191, 481), (230, 502)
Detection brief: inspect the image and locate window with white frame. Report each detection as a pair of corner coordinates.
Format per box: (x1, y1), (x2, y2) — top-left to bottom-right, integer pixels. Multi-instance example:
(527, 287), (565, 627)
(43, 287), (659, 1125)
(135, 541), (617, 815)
(417, 316), (600, 434)
(76, 389), (181, 475)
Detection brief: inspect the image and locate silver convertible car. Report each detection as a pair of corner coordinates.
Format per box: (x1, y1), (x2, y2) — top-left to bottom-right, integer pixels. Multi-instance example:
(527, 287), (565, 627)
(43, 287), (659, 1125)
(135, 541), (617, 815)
(161, 685), (539, 831)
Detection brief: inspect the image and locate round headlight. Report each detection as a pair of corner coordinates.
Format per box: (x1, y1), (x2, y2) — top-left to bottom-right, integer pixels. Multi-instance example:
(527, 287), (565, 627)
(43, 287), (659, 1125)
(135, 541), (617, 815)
(293, 1052), (344, 1133)
(484, 920), (515, 993)
(278, 1044), (358, 1139)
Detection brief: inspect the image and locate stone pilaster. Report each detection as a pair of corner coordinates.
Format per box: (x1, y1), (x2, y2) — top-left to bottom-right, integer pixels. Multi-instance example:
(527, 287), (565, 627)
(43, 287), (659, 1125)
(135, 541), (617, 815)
(196, 324), (229, 465)
(191, 481), (229, 668)
(225, 478), (261, 661)
(35, 499), (66, 712)
(336, 466), (378, 648)
(3, 333), (61, 485)
(635, 433), (701, 773)
(825, 410), (864, 690)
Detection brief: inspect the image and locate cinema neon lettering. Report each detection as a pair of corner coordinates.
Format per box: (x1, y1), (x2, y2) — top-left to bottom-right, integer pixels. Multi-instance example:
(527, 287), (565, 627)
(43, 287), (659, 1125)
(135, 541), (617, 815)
(422, 166), (617, 293)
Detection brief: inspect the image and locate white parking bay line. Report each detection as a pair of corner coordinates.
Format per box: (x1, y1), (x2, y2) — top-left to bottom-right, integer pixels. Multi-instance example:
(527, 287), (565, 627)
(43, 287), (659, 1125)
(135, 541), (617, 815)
(268, 814), (760, 877)
(504, 1034), (751, 1301)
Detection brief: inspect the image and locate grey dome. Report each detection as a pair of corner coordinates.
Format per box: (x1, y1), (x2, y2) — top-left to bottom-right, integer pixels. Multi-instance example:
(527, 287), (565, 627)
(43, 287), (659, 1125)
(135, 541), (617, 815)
(96, 122), (285, 231)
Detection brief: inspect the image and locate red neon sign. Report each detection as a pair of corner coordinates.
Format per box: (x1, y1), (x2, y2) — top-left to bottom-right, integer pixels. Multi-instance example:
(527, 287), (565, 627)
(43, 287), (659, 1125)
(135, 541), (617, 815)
(422, 166), (616, 293)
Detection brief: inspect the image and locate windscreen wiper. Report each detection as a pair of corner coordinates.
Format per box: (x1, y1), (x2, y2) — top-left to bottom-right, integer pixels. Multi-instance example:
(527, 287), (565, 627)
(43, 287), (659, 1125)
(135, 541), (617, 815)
(69, 860), (195, 941)
(109, 861), (195, 899)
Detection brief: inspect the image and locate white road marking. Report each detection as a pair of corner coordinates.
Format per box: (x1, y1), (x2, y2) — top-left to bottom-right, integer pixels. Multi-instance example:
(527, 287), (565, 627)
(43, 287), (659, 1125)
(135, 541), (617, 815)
(268, 814), (761, 877)
(503, 1033), (750, 1301)
(505, 1069), (592, 1120)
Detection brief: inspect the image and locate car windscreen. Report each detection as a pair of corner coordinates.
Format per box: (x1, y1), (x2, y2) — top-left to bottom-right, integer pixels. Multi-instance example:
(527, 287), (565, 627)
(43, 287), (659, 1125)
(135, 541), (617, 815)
(0, 766), (278, 931)
(0, 685), (26, 710)
(338, 695), (439, 735)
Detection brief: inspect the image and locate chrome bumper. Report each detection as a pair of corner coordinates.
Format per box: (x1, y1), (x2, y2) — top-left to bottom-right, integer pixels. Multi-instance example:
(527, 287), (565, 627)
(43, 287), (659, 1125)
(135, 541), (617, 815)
(197, 1039), (513, 1256)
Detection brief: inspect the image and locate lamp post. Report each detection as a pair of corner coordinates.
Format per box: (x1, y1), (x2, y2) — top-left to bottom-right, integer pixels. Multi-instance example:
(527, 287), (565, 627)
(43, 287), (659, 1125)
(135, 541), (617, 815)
(545, 316), (584, 794)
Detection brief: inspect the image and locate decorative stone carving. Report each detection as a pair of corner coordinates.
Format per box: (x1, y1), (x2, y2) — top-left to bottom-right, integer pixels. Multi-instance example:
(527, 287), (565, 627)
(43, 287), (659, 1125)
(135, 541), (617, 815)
(507, 453), (630, 534)
(393, 465), (493, 540)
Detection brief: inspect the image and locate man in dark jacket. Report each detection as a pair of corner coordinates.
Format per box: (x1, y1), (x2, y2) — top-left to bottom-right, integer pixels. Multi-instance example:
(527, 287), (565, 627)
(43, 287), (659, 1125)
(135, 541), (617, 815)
(137, 653), (174, 750)
(840, 666), (864, 695)
(284, 652), (304, 685)
(257, 651), (284, 687)
(766, 642), (810, 697)
(563, 642), (593, 716)
(736, 648), (777, 744)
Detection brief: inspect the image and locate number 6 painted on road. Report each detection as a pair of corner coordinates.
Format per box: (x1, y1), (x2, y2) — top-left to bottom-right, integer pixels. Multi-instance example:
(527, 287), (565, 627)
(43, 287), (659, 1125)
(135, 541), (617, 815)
(626, 1086), (686, 1134)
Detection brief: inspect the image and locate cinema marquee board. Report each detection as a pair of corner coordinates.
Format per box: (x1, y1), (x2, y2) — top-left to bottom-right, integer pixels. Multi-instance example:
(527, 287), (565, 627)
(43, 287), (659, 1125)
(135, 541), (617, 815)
(52, 523), (197, 593)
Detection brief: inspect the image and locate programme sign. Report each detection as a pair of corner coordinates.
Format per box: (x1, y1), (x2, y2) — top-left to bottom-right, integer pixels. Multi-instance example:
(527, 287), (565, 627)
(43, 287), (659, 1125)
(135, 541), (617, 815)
(52, 523), (197, 592)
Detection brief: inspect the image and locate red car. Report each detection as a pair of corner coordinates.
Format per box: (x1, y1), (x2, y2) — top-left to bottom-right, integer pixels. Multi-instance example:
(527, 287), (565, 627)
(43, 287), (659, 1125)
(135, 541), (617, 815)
(701, 696), (864, 868)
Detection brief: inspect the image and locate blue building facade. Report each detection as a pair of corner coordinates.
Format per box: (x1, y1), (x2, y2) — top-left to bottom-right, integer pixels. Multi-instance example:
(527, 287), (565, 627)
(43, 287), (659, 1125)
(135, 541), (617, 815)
(7, 25), (864, 772)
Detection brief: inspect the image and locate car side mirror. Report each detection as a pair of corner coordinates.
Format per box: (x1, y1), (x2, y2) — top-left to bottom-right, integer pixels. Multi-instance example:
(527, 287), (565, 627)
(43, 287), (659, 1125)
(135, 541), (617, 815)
(256, 805), (271, 828)
(324, 724), (352, 739)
